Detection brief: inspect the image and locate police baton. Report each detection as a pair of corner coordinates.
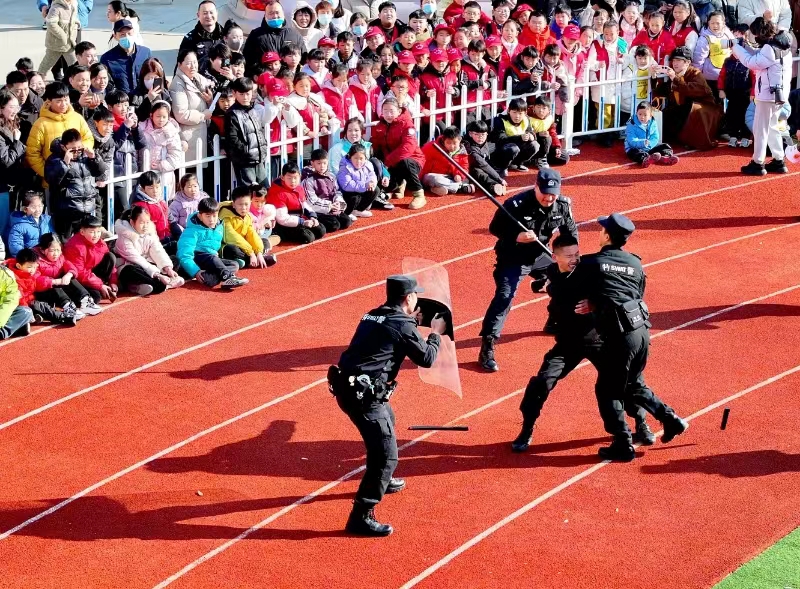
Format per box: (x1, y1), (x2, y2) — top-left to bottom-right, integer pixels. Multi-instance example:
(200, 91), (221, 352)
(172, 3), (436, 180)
(431, 142), (553, 257)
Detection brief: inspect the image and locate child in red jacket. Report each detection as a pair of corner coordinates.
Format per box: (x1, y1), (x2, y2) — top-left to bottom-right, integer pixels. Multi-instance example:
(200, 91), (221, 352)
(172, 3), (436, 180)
(129, 171), (180, 253)
(266, 162), (327, 244)
(7, 248), (80, 326)
(63, 216), (118, 304)
(321, 64), (360, 123)
(421, 126), (476, 196)
(34, 232), (98, 316)
(630, 12), (676, 65)
(370, 98), (427, 209)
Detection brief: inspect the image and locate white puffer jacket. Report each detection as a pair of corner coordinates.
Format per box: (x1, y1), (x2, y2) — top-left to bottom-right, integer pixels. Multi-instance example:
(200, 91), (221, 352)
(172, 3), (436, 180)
(114, 218), (173, 277)
(731, 35), (793, 102)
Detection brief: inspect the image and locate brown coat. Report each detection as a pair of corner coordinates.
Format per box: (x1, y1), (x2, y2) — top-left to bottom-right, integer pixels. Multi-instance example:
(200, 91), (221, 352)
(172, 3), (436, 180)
(44, 0), (79, 53)
(655, 66), (722, 151)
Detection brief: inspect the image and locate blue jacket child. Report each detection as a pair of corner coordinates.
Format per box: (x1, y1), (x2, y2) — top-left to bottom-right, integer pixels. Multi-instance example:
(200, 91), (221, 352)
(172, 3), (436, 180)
(624, 115), (660, 153)
(176, 212), (224, 279)
(7, 211), (54, 257)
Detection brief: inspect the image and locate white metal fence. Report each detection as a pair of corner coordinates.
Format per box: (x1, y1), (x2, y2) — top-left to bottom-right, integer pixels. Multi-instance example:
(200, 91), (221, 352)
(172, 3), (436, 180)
(103, 54), (800, 233)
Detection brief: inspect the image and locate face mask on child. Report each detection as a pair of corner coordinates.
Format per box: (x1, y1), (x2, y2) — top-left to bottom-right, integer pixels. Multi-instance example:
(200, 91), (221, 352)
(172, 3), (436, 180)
(423, 3), (436, 15)
(317, 14), (332, 26)
(353, 25), (366, 36)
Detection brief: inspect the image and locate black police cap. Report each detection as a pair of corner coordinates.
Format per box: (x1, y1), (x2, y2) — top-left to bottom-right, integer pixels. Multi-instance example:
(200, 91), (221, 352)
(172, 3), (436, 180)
(537, 168), (561, 195)
(386, 274), (424, 299)
(598, 213), (635, 240)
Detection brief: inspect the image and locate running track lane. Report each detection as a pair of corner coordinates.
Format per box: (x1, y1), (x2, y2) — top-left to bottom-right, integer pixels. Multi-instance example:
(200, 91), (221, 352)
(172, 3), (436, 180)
(0, 174), (796, 507)
(1, 224), (800, 584)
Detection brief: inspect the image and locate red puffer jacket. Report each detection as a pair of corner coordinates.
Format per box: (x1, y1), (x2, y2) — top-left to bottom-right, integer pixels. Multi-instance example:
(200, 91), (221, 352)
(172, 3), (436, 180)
(370, 109), (425, 169)
(460, 58), (497, 102)
(320, 81), (359, 123)
(519, 27), (555, 55)
(32, 246), (79, 289)
(420, 136), (469, 178)
(63, 232), (118, 290)
(630, 29), (676, 65)
(6, 261), (41, 306)
(418, 64), (460, 120)
(348, 75), (382, 117)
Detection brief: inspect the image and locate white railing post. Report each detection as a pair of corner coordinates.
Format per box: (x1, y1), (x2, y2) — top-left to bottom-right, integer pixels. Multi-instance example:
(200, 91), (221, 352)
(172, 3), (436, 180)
(106, 159), (115, 231)
(194, 138), (203, 186)
(212, 134), (221, 201)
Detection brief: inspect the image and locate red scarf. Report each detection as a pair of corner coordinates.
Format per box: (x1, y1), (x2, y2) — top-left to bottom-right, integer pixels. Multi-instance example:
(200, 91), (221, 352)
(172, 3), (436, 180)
(112, 111), (126, 131)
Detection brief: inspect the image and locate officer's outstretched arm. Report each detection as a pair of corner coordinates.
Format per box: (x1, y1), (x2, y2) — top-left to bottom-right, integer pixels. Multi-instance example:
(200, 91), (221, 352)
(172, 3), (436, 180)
(401, 322), (441, 369)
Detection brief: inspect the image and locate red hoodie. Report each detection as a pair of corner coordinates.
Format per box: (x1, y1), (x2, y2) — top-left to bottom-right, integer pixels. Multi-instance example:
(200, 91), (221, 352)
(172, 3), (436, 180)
(63, 232), (118, 290)
(420, 136), (470, 178)
(630, 29), (676, 65)
(266, 178), (309, 216)
(370, 109), (425, 169)
(6, 261), (42, 306)
(443, 3), (464, 24)
(519, 26), (555, 55)
(418, 64), (459, 121)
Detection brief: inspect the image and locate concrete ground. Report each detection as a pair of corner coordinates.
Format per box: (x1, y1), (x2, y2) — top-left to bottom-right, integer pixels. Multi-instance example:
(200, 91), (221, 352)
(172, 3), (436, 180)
(0, 0), (203, 77)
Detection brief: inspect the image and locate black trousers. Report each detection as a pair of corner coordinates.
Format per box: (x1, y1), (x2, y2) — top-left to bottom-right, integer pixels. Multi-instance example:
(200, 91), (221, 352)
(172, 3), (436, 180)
(29, 299), (65, 323)
(272, 222), (327, 244)
(479, 256), (552, 339)
(387, 159), (423, 193)
(118, 265), (168, 294)
(595, 327), (675, 445)
(534, 134), (570, 166)
(724, 94), (751, 139)
(84, 252), (116, 302)
(34, 279), (89, 307)
(341, 189), (379, 214)
(182, 252), (239, 287)
(625, 143), (674, 164)
(491, 140), (538, 171)
(317, 211), (353, 232)
(520, 338), (648, 428)
(336, 395), (398, 507)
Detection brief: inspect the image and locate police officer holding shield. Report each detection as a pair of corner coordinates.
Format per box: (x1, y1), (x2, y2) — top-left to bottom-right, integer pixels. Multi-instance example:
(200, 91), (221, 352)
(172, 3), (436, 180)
(329, 275), (446, 536)
(575, 213), (689, 462)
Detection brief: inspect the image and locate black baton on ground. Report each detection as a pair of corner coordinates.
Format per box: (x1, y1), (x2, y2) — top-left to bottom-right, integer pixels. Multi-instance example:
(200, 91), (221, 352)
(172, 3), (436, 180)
(408, 425), (469, 431)
(432, 141), (553, 257)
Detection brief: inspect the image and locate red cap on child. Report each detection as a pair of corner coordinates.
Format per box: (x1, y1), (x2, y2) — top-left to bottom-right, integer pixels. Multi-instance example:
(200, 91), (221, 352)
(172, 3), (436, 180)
(318, 37), (336, 48)
(562, 24), (581, 40)
(397, 50), (417, 64)
(512, 3), (533, 17)
(412, 42), (430, 56)
(267, 80), (290, 97)
(485, 35), (502, 47)
(433, 23), (455, 36)
(261, 51), (280, 63)
(447, 47), (462, 62)
(257, 72), (274, 86)
(365, 26), (384, 39)
(430, 48), (448, 62)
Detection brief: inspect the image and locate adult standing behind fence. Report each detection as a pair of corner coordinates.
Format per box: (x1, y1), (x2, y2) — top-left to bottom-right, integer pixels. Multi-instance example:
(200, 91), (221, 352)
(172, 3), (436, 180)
(101, 19), (152, 95)
(169, 50), (214, 165)
(106, 1), (144, 48)
(242, 0), (305, 78)
(39, 0), (80, 77)
(178, 0), (225, 73)
(733, 18), (793, 175)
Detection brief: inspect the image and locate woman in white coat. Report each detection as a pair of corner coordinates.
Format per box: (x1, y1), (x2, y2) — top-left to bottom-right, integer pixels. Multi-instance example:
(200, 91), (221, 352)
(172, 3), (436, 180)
(733, 18), (793, 175)
(169, 49), (214, 165)
(738, 0), (793, 30)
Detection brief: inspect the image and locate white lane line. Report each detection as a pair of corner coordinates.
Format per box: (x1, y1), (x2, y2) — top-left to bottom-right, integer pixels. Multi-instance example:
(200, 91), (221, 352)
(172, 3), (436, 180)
(147, 281), (800, 589)
(4, 171), (792, 430)
(4, 223), (800, 542)
(397, 367), (800, 589)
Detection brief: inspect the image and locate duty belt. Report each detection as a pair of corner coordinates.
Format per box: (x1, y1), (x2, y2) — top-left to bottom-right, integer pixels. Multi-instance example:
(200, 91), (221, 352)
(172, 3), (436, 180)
(327, 365), (397, 402)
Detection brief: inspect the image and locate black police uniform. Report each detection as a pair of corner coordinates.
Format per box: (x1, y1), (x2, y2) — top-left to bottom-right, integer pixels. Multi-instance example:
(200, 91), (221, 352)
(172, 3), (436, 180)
(330, 276), (440, 535)
(178, 22), (225, 73)
(478, 169), (577, 371)
(577, 214), (687, 460)
(511, 262), (653, 452)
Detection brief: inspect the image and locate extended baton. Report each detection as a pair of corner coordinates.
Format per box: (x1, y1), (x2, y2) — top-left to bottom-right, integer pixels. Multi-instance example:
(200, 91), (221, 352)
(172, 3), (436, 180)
(431, 142), (553, 257)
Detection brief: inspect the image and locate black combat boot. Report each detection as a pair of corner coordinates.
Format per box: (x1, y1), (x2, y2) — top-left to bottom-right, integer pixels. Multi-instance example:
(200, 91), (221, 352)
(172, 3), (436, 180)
(661, 415), (689, 444)
(598, 440), (636, 462)
(385, 478), (406, 494)
(345, 501), (393, 537)
(478, 336), (499, 372)
(764, 159), (788, 174)
(741, 160), (767, 176)
(632, 417), (656, 446)
(511, 422), (535, 452)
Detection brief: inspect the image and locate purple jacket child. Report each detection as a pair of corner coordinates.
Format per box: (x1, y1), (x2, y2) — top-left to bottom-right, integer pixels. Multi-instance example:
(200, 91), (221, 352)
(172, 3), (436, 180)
(336, 157), (377, 193)
(300, 167), (347, 215)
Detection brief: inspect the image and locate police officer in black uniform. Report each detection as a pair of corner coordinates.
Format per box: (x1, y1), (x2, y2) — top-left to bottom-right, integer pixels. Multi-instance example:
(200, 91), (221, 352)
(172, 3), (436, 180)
(575, 213), (689, 462)
(478, 168), (577, 372)
(177, 1), (225, 72)
(510, 234), (656, 452)
(329, 275), (446, 536)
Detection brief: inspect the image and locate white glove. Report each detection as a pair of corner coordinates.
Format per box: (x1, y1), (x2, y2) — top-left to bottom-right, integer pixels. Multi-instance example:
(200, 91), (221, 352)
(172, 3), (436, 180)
(13, 129), (21, 141)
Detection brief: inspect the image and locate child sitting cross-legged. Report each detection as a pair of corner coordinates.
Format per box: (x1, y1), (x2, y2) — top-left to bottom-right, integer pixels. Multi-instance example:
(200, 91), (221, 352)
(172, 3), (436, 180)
(301, 148), (354, 230)
(176, 197), (249, 289)
(114, 206), (184, 296)
(0, 263), (34, 340)
(249, 185), (281, 248)
(63, 216), (118, 306)
(420, 126), (476, 196)
(8, 247), (80, 326)
(266, 162), (327, 244)
(529, 95), (570, 168)
(624, 101), (679, 167)
(169, 173), (210, 232)
(336, 143), (380, 219)
(219, 185), (278, 269)
(34, 232), (99, 315)
(490, 97), (539, 174)
(8, 191), (53, 258)
(463, 120), (507, 196)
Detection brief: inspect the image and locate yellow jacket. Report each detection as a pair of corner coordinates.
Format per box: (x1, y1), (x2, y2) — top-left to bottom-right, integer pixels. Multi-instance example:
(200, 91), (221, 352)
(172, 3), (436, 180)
(218, 201), (264, 256)
(26, 104), (94, 182)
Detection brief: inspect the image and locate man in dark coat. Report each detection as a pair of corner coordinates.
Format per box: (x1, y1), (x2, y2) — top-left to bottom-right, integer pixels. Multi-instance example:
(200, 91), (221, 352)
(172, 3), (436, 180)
(242, 0), (305, 77)
(177, 0), (224, 73)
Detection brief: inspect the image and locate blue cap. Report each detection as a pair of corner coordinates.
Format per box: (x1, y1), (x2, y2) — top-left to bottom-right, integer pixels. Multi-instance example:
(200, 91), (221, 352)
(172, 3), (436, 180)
(537, 168), (561, 195)
(598, 213), (635, 241)
(386, 274), (424, 299)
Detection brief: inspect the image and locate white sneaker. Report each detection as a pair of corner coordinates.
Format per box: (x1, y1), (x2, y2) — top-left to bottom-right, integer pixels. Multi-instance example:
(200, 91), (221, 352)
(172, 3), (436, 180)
(727, 136), (738, 147)
(166, 276), (185, 289)
(348, 213), (358, 222)
(352, 210), (373, 218)
(430, 186), (449, 196)
(739, 138), (751, 148)
(81, 300), (103, 315)
(130, 284), (154, 296)
(565, 148), (581, 156)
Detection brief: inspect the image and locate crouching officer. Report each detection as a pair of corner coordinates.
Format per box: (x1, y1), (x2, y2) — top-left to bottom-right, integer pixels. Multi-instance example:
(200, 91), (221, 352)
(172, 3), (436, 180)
(478, 168), (577, 372)
(511, 234), (656, 452)
(575, 213), (689, 462)
(329, 275), (446, 537)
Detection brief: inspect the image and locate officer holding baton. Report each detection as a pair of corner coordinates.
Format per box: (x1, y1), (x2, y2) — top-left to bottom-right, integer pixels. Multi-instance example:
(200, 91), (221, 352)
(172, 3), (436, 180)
(329, 275), (446, 536)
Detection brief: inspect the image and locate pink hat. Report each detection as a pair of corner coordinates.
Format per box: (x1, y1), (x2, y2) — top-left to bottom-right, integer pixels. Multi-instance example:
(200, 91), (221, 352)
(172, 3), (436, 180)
(261, 51), (280, 63)
(412, 42), (430, 56)
(447, 47), (462, 62)
(365, 26), (384, 39)
(318, 36), (336, 48)
(484, 35), (502, 47)
(430, 48), (448, 62)
(433, 23), (455, 36)
(562, 24), (580, 40)
(397, 50), (416, 64)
